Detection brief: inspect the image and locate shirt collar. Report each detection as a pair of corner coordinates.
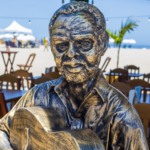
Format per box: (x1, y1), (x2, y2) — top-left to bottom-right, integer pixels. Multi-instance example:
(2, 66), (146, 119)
(54, 69), (110, 106)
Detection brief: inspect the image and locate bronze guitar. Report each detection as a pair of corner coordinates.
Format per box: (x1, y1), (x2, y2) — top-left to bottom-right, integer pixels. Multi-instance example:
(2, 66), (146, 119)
(10, 106), (104, 150)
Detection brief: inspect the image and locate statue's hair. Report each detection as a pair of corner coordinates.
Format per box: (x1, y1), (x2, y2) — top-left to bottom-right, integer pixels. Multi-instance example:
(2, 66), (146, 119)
(49, 1), (106, 34)
(49, 1), (108, 55)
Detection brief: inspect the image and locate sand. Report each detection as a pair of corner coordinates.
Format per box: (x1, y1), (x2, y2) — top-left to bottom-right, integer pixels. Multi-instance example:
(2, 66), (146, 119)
(0, 44), (149, 76)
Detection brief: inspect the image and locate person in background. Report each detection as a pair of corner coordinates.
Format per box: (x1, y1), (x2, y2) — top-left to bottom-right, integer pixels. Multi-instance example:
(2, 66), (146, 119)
(43, 36), (49, 51)
(0, 2), (148, 149)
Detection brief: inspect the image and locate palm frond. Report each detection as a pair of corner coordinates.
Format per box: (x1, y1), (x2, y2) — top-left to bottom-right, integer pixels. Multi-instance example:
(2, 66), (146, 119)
(106, 18), (138, 68)
(107, 30), (118, 40)
(119, 19), (138, 39)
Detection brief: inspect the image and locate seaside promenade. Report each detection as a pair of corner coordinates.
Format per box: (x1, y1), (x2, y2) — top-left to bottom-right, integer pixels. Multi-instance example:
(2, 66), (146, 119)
(0, 44), (150, 76)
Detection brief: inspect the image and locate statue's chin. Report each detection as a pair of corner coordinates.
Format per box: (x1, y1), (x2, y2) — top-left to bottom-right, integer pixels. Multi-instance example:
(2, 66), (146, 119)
(59, 66), (98, 84)
(62, 71), (92, 84)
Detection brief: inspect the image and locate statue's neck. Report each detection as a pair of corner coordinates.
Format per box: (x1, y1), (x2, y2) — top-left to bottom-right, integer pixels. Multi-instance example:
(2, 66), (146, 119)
(67, 77), (96, 106)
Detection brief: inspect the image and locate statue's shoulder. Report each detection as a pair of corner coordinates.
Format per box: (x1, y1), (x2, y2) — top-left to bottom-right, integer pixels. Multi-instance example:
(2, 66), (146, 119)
(33, 76), (64, 91)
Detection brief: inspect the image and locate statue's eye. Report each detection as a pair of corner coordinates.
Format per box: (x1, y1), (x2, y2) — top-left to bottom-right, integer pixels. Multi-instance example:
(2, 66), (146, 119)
(75, 39), (93, 52)
(56, 42), (69, 52)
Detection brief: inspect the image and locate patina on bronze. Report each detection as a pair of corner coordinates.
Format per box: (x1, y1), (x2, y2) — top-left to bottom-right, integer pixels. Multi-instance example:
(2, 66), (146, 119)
(0, 1), (148, 150)
(50, 2), (108, 84)
(50, 2), (108, 105)
(10, 107), (104, 149)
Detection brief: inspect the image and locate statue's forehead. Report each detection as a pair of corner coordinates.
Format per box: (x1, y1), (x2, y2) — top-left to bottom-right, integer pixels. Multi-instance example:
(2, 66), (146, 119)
(52, 13), (95, 31)
(54, 12), (93, 24)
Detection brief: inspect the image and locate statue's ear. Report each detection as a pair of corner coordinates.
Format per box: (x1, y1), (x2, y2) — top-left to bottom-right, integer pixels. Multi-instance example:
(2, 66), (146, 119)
(103, 31), (109, 51)
(98, 31), (109, 56)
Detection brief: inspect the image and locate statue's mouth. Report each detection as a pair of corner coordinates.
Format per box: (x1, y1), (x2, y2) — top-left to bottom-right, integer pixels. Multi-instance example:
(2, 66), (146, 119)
(64, 64), (84, 73)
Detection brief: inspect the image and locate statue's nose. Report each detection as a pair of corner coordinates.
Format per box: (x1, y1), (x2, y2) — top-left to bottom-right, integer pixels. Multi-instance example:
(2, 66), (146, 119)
(66, 43), (76, 58)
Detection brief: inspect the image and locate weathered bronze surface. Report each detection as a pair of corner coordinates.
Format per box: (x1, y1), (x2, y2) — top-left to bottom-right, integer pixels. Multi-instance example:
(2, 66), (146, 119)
(0, 1), (149, 150)
(10, 107), (104, 149)
(50, 2), (108, 84)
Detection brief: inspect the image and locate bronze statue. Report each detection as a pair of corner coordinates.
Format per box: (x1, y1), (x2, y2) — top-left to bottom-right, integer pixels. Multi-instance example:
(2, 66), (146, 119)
(0, 2), (148, 150)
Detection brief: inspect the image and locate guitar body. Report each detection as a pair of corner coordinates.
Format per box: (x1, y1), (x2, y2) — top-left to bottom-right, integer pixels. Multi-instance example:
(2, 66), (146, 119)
(10, 107), (104, 150)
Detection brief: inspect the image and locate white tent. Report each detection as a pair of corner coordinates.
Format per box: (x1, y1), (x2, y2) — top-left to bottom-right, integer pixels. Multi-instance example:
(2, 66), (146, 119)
(109, 38), (114, 43)
(17, 34), (35, 41)
(25, 35), (35, 41)
(17, 34), (26, 41)
(0, 33), (14, 39)
(122, 39), (136, 44)
(4, 21), (32, 34)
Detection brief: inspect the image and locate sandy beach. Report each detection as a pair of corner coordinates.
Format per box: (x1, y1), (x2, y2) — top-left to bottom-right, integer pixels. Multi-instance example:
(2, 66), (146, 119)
(0, 44), (149, 77)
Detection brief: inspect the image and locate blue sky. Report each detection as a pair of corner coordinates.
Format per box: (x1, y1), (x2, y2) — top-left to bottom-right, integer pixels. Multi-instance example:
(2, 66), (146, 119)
(0, 0), (150, 46)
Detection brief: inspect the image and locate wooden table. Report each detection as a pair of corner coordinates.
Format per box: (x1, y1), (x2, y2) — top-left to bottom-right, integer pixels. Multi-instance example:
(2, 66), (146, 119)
(105, 72), (144, 78)
(0, 50), (18, 74)
(2, 89), (26, 110)
(128, 73), (144, 78)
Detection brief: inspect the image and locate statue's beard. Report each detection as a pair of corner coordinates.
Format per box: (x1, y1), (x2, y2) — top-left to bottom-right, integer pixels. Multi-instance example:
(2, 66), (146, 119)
(59, 65), (98, 84)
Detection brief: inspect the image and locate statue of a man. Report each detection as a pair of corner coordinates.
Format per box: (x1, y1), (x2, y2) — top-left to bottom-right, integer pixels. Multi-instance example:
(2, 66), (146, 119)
(0, 2), (148, 149)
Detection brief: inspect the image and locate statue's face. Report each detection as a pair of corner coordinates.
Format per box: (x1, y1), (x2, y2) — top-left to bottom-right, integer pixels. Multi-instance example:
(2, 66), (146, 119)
(51, 13), (101, 83)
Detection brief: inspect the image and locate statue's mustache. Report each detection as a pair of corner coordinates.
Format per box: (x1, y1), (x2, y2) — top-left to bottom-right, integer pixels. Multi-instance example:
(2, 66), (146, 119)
(62, 60), (86, 67)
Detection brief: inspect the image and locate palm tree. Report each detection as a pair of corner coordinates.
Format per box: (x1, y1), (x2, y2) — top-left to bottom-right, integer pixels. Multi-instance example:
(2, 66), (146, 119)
(107, 19), (138, 68)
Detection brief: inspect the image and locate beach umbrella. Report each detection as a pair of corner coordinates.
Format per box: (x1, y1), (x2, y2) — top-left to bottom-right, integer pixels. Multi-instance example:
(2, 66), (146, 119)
(122, 39), (136, 44)
(4, 21), (32, 34)
(25, 35), (35, 41)
(17, 34), (35, 41)
(0, 33), (14, 39)
(16, 34), (26, 41)
(109, 38), (114, 43)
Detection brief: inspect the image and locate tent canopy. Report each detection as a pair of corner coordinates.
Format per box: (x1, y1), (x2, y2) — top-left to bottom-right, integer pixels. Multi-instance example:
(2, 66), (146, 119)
(122, 39), (136, 44)
(0, 33), (14, 39)
(17, 34), (35, 41)
(4, 21), (32, 34)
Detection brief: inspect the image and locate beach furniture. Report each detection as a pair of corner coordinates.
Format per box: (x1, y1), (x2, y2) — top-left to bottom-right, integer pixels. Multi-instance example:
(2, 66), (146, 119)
(127, 79), (150, 103)
(134, 103), (150, 147)
(17, 53), (36, 71)
(0, 74), (21, 90)
(110, 81), (131, 97)
(0, 92), (8, 118)
(31, 76), (51, 87)
(0, 50), (18, 74)
(0, 89), (26, 118)
(107, 68), (129, 84)
(143, 73), (150, 83)
(11, 69), (33, 90)
(42, 71), (60, 80)
(45, 66), (58, 74)
(124, 65), (140, 79)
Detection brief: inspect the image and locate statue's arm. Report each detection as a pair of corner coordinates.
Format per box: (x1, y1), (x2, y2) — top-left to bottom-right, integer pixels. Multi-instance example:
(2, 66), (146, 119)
(0, 88), (35, 149)
(110, 112), (149, 150)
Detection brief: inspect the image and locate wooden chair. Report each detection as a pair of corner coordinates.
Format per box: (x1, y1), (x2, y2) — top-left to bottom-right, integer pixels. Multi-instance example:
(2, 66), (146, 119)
(11, 69), (33, 90)
(31, 76), (51, 87)
(31, 69), (60, 87)
(17, 53), (36, 71)
(127, 79), (150, 103)
(0, 92), (8, 118)
(42, 70), (60, 79)
(111, 81), (132, 97)
(134, 103), (150, 147)
(0, 74), (21, 90)
(108, 68), (129, 84)
(124, 65), (140, 79)
(45, 66), (59, 74)
(143, 73), (150, 83)
(100, 57), (111, 73)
